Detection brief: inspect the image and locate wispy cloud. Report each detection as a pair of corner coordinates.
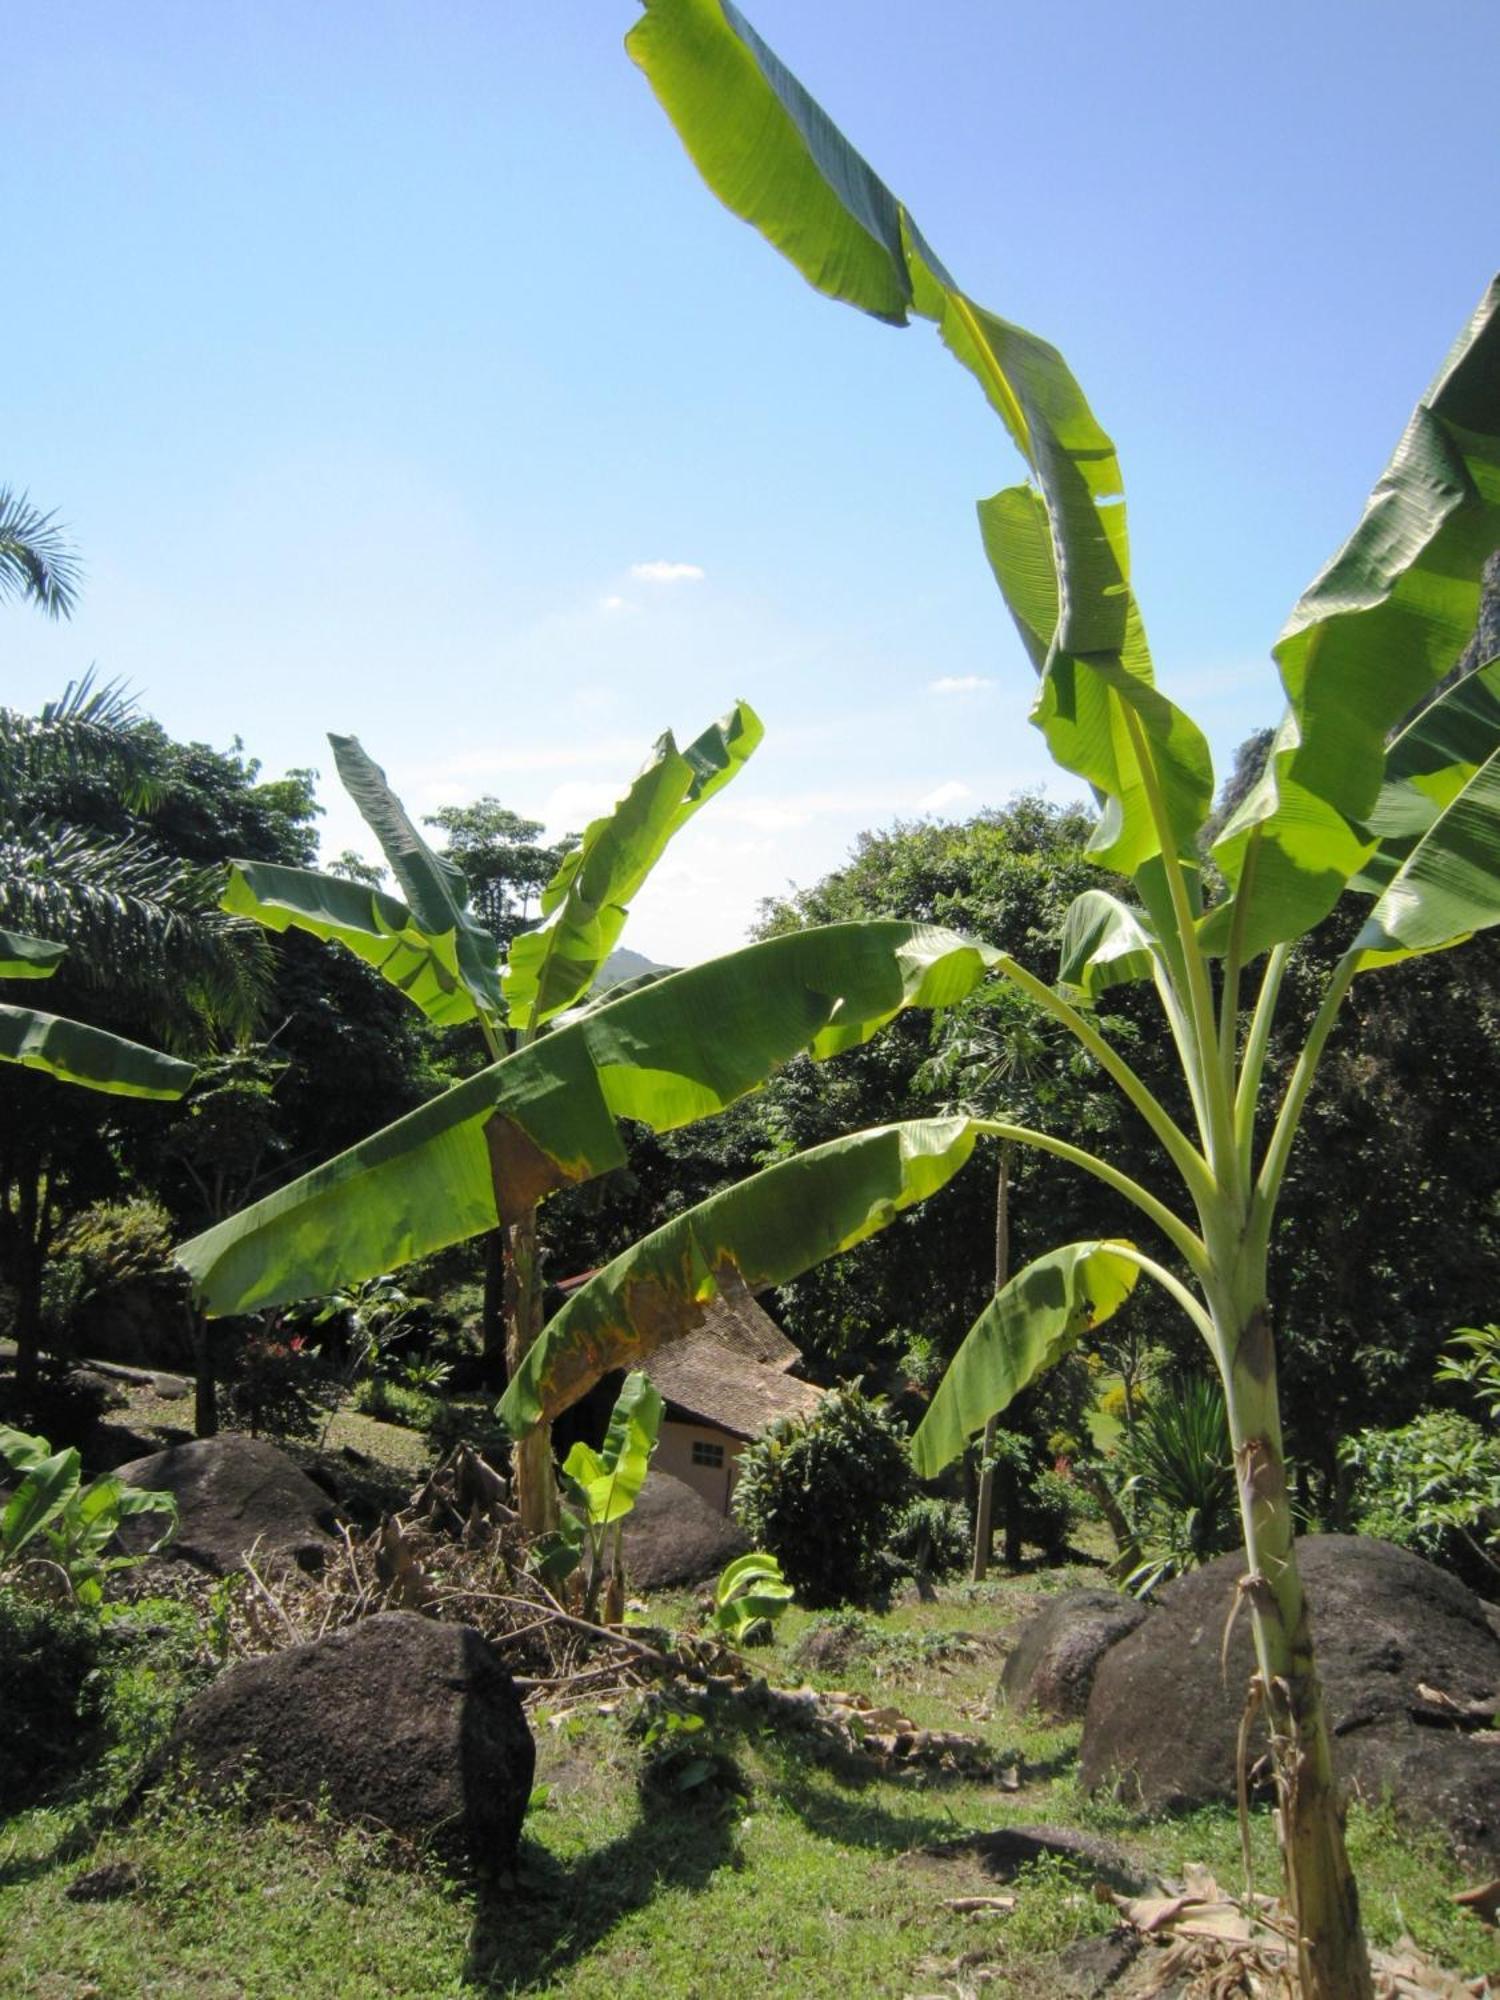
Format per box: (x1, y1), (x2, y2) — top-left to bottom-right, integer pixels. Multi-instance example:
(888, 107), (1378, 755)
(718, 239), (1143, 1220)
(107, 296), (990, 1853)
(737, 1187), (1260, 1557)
(919, 780), (971, 814)
(929, 674), (993, 695)
(599, 594), (636, 614)
(630, 559), (705, 584)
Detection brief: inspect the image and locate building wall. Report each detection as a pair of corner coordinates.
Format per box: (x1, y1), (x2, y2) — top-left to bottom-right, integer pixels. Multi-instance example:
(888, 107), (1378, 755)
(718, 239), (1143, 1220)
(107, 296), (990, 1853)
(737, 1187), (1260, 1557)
(655, 1418), (745, 1515)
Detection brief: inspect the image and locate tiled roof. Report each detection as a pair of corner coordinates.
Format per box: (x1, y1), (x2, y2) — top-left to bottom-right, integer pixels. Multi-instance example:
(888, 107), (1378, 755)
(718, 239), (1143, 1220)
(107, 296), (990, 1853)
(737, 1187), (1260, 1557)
(645, 1283), (823, 1440)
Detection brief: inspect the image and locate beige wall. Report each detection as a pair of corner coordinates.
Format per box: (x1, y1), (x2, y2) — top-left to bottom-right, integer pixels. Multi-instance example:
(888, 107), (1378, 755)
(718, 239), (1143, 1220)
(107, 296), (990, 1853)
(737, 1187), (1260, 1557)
(655, 1418), (745, 1515)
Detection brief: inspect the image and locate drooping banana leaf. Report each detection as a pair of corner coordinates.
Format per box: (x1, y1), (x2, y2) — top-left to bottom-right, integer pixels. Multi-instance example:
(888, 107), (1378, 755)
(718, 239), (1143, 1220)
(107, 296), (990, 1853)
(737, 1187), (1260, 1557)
(628, 0), (1212, 877)
(328, 733), (504, 1022)
(177, 922), (997, 1318)
(0, 929), (66, 980)
(1353, 746), (1500, 970)
(1351, 652), (1500, 893)
(222, 861), (487, 1029)
(1, 1446), (81, 1561)
(560, 1370), (664, 1527)
(910, 1240), (1140, 1478)
(1057, 891), (1160, 1002)
(500, 1116), (985, 1433)
(0, 1004), (197, 1099)
(505, 700), (762, 1032)
(1207, 278), (1500, 956)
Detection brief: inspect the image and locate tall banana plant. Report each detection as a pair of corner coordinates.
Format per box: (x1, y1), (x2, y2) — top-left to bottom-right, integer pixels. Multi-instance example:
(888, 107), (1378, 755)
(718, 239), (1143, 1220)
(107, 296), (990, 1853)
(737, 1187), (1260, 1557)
(508, 5), (1500, 1991)
(177, 706), (1001, 1528)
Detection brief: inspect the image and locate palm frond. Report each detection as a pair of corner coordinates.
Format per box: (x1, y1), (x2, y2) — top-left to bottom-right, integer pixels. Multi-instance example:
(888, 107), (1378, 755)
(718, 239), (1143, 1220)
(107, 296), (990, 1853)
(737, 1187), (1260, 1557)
(0, 488), (83, 619)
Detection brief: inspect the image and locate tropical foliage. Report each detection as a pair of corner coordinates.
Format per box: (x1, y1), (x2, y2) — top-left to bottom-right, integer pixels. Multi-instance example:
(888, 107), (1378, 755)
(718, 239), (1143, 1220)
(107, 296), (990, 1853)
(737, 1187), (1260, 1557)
(0, 1423), (177, 1605)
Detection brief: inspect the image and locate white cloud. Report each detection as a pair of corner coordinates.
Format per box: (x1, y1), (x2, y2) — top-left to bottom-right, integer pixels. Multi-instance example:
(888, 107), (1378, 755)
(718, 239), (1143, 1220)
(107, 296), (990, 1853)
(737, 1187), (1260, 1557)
(599, 594), (636, 614)
(928, 674), (993, 695)
(629, 559), (705, 584)
(919, 780), (971, 814)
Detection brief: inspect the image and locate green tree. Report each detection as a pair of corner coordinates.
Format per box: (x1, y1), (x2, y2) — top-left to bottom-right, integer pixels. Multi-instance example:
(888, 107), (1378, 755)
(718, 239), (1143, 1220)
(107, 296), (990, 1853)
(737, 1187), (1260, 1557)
(421, 799), (573, 949)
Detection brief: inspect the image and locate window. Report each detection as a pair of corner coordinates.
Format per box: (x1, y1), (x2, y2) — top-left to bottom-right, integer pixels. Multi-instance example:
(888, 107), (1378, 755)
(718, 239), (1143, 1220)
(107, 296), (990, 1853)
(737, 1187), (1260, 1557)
(691, 1440), (725, 1469)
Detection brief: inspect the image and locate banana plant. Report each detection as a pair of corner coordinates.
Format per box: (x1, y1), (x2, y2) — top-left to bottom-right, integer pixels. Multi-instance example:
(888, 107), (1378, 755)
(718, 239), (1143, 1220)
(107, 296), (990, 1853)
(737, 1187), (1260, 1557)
(497, 6), (1494, 1990)
(0, 1424), (178, 1605)
(534, 1369), (664, 1621)
(710, 1551), (793, 1647)
(0, 927), (196, 1099)
(177, 705), (1000, 1530)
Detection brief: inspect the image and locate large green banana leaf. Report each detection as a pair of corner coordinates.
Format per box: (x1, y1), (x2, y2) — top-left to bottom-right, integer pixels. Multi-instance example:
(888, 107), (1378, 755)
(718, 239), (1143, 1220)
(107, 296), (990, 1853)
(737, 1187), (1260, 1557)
(176, 922), (997, 1317)
(1207, 280), (1500, 957)
(504, 700), (762, 1032)
(500, 1116), (985, 1433)
(1352, 652), (1500, 893)
(1354, 746), (1500, 970)
(1057, 891), (1160, 1002)
(328, 733), (504, 1021)
(222, 861), (486, 1029)
(0, 929), (67, 980)
(910, 1240), (1140, 1478)
(0, 1004), (197, 1099)
(628, 0), (1211, 877)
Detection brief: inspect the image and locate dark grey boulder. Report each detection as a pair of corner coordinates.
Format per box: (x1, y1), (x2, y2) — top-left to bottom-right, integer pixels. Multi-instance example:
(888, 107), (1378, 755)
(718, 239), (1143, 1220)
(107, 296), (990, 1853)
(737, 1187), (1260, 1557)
(999, 1587), (1150, 1721)
(143, 1612), (534, 1872)
(114, 1433), (339, 1575)
(618, 1470), (748, 1590)
(1081, 1534), (1500, 1865)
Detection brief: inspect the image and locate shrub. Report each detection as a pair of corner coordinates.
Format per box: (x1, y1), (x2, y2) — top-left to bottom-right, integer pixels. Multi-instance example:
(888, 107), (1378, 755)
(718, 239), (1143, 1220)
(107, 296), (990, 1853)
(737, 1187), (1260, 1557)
(58, 1196), (176, 1290)
(1339, 1410), (1500, 1590)
(1114, 1374), (1238, 1591)
(0, 1592), (103, 1811)
(351, 1376), (440, 1432)
(218, 1327), (332, 1441)
(885, 1495), (970, 1579)
(731, 1383), (914, 1607)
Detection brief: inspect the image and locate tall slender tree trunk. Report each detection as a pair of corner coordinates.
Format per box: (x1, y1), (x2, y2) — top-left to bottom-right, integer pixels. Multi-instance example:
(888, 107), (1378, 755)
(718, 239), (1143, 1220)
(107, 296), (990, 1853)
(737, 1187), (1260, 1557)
(971, 1148), (1011, 1581)
(1216, 1262), (1372, 2000)
(11, 1167), (46, 1392)
(504, 1209), (557, 1534)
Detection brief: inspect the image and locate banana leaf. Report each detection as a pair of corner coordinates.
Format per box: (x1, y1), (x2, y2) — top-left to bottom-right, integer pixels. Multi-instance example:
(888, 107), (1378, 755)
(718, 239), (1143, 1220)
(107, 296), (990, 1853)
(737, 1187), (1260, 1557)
(629, 0), (1212, 878)
(1352, 652), (1500, 892)
(1, 1447), (81, 1561)
(0, 1004), (197, 1098)
(505, 700), (762, 1032)
(911, 1240), (1140, 1478)
(1058, 891), (1160, 1002)
(1354, 746), (1500, 970)
(1207, 279), (1500, 956)
(0, 929), (66, 980)
(560, 1371), (664, 1527)
(177, 923), (997, 1318)
(501, 1116), (984, 1433)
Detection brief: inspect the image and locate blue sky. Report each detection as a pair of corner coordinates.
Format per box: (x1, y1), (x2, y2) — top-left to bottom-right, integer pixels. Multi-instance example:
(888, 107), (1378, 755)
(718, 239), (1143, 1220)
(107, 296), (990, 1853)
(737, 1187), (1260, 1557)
(6, 2), (1498, 962)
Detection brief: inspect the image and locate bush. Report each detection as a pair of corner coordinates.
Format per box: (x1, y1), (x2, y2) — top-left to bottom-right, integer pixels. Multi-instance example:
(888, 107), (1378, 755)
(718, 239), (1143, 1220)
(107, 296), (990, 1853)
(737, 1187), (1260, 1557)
(218, 1327), (333, 1442)
(885, 1495), (970, 1579)
(58, 1197), (176, 1290)
(351, 1376), (440, 1432)
(731, 1383), (914, 1608)
(1339, 1410), (1500, 1589)
(0, 1592), (103, 1812)
(1113, 1373), (1238, 1589)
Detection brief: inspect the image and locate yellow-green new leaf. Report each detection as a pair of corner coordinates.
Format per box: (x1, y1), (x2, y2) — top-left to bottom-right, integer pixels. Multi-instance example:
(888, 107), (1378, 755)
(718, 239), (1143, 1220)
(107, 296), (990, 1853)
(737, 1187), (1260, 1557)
(505, 701), (762, 1032)
(561, 1371), (663, 1527)
(0, 1004), (196, 1099)
(329, 734), (504, 1022)
(1354, 746), (1500, 971)
(222, 861), (485, 1030)
(501, 1117), (984, 1434)
(0, 929), (67, 980)
(1209, 278), (1500, 956)
(630, 0), (1212, 874)
(911, 1241), (1140, 1478)
(177, 923), (998, 1319)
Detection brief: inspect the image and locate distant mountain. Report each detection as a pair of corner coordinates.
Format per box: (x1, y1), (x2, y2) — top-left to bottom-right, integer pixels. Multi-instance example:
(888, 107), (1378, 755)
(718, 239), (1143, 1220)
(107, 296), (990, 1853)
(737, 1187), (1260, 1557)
(594, 946), (674, 989)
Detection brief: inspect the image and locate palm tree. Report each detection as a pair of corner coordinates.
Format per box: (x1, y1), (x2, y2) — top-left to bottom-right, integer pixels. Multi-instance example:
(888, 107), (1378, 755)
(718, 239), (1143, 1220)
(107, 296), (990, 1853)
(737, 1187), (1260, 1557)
(0, 488), (82, 619)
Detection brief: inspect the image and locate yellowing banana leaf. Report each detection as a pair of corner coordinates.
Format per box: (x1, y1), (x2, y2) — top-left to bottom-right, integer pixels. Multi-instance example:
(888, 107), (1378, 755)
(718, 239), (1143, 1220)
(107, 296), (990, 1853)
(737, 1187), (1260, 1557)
(0, 1004), (197, 1099)
(0, 929), (66, 980)
(501, 1116), (984, 1433)
(177, 922), (997, 1318)
(1058, 891), (1160, 1002)
(1208, 279), (1500, 956)
(1352, 652), (1500, 893)
(911, 1240), (1140, 1478)
(222, 861), (484, 1029)
(630, 0), (1212, 875)
(329, 733), (503, 1021)
(561, 1370), (663, 1527)
(505, 700), (762, 1032)
(1354, 746), (1500, 971)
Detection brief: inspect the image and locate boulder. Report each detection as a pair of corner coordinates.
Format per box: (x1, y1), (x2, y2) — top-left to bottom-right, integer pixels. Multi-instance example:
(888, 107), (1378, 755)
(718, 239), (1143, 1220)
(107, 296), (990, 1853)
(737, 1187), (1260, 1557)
(999, 1588), (1150, 1721)
(619, 1470), (749, 1590)
(1081, 1535), (1500, 1864)
(143, 1612), (534, 1872)
(114, 1433), (339, 1575)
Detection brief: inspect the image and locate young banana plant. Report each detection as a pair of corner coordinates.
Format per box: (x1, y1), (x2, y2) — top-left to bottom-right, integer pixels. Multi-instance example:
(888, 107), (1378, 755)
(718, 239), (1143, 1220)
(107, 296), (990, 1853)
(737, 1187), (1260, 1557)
(505, 5), (1500, 1991)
